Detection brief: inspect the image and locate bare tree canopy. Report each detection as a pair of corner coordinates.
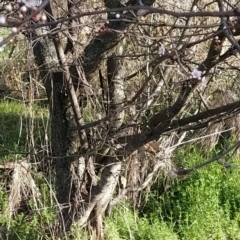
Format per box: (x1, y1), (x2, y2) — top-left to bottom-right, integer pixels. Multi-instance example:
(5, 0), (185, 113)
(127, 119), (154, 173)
(1, 0), (240, 239)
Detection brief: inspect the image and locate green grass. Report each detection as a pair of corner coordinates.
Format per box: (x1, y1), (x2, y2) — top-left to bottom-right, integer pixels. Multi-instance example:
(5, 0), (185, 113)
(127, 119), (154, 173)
(0, 100), (28, 157)
(144, 147), (240, 240)
(2, 99), (240, 240)
(106, 146), (240, 240)
(0, 100), (49, 161)
(105, 201), (178, 240)
(0, 182), (57, 240)
(0, 99), (54, 239)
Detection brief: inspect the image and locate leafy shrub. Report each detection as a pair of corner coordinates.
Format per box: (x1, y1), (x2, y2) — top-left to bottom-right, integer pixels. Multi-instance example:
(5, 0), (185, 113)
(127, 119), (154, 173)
(0, 181), (56, 240)
(142, 147), (240, 240)
(107, 146), (240, 240)
(105, 201), (178, 240)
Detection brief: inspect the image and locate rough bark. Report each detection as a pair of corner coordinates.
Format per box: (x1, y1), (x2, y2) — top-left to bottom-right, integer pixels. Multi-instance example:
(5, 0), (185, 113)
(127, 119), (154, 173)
(32, 31), (74, 227)
(78, 158), (121, 240)
(81, 0), (156, 80)
(30, 0), (153, 236)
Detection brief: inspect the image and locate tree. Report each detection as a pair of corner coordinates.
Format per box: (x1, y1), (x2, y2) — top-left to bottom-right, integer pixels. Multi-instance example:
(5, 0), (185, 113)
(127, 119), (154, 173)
(1, 0), (240, 239)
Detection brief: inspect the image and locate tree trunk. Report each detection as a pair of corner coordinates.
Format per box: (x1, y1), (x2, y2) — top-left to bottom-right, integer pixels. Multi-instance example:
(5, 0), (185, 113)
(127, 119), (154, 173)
(30, 0), (156, 238)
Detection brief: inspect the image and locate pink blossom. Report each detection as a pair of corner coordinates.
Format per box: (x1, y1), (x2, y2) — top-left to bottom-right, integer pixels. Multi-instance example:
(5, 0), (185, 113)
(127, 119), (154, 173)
(201, 77), (208, 87)
(158, 43), (165, 56)
(0, 15), (6, 24)
(190, 69), (202, 80)
(41, 13), (47, 21)
(20, 5), (28, 13)
(5, 4), (12, 12)
(22, 0), (39, 8)
(12, 27), (18, 33)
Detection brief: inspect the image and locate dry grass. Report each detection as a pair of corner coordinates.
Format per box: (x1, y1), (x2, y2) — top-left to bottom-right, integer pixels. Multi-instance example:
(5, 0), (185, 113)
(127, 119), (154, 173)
(197, 90), (240, 152)
(6, 161), (41, 218)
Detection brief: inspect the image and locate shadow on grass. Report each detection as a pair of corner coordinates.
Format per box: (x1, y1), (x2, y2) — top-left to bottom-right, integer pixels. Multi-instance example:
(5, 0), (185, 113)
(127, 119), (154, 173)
(0, 100), (49, 161)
